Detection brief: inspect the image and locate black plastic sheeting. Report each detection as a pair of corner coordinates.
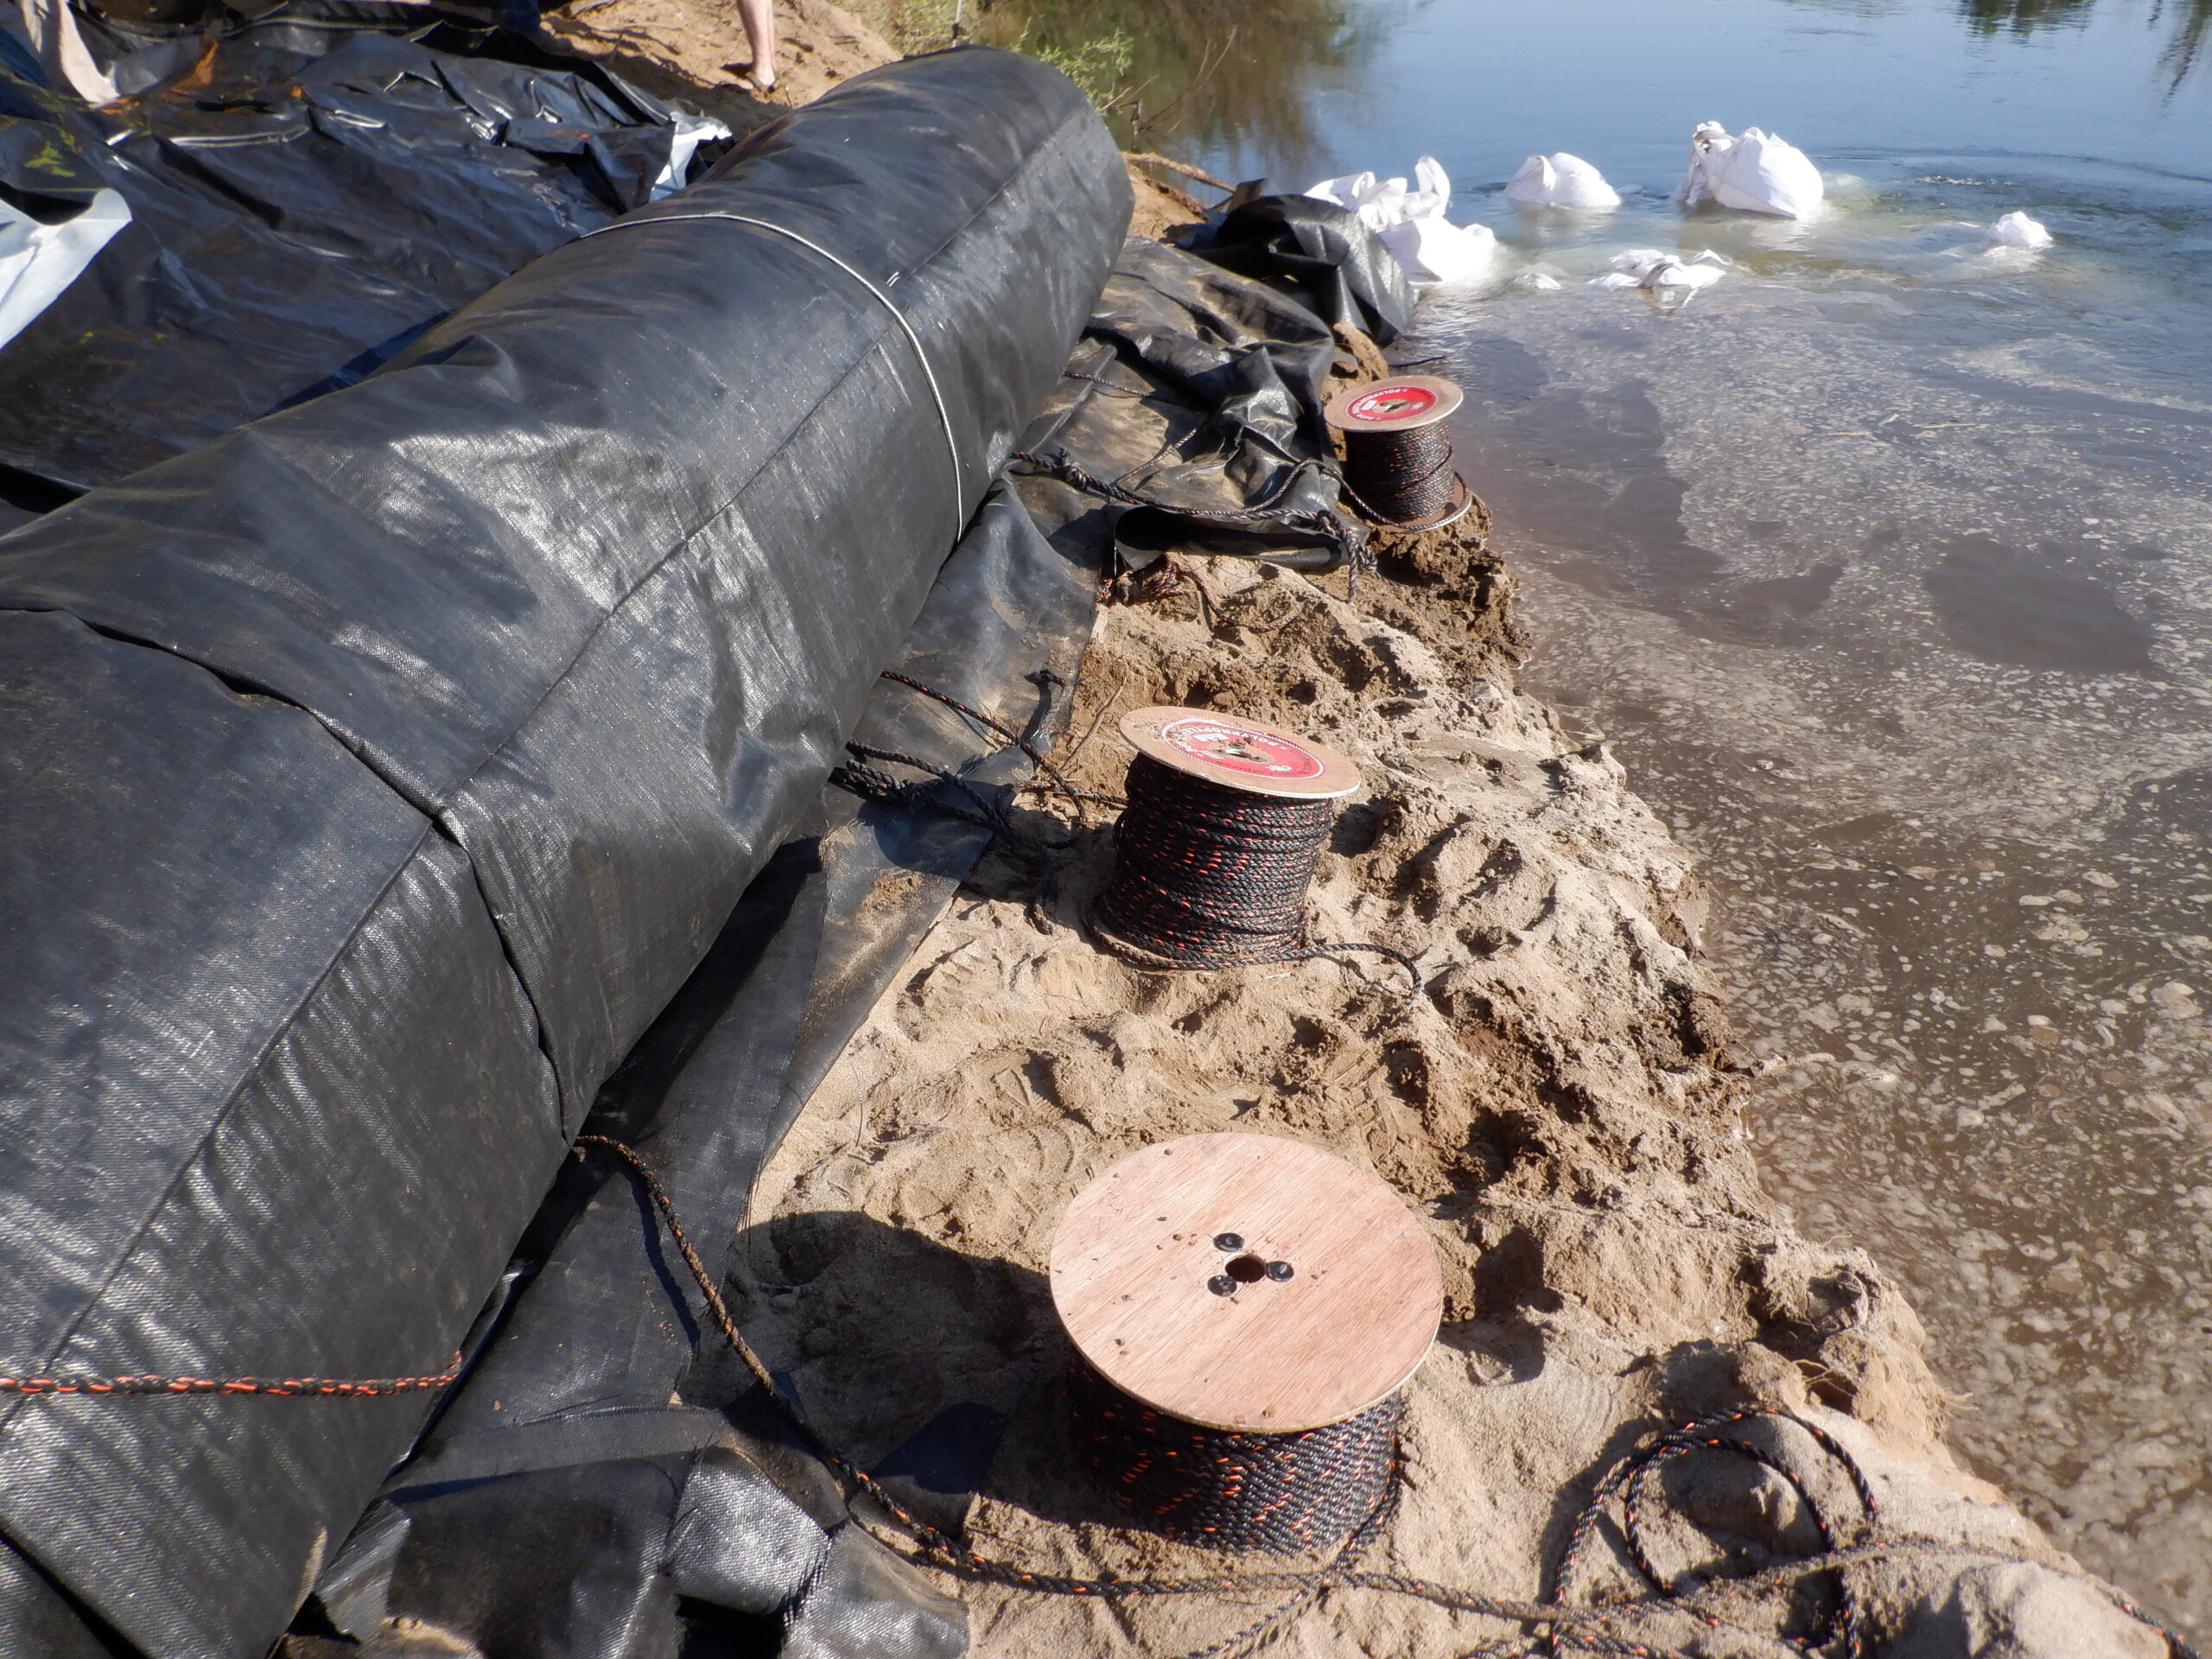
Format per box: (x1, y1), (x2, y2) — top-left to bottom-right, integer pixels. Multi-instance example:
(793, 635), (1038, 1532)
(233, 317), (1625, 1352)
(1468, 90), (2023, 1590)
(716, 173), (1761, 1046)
(0, 1), (744, 499)
(1181, 194), (1413, 348)
(0, 46), (1127, 1659)
(270, 232), (1388, 1659)
(1016, 236), (1370, 571)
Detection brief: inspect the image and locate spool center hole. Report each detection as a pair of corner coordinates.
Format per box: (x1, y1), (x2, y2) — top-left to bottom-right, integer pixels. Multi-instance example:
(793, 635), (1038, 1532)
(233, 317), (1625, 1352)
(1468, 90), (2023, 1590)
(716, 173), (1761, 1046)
(1225, 1253), (1268, 1284)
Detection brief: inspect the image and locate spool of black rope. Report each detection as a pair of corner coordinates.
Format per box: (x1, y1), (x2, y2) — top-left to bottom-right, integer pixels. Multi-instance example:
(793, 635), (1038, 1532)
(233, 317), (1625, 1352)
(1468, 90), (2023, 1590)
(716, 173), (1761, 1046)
(1092, 708), (1419, 991)
(1324, 375), (1472, 530)
(1050, 1133), (1441, 1554)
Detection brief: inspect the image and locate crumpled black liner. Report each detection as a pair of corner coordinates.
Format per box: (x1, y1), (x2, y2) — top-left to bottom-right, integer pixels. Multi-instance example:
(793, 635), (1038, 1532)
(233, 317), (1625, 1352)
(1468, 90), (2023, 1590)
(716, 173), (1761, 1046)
(0, 0), (745, 495)
(1181, 193), (1414, 346)
(1014, 236), (1365, 571)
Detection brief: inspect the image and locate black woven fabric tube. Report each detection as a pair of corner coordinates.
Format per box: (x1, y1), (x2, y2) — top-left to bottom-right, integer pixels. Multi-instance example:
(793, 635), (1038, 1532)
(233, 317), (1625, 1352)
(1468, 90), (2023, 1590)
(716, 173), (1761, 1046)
(1341, 423), (1460, 526)
(1066, 1359), (1401, 1554)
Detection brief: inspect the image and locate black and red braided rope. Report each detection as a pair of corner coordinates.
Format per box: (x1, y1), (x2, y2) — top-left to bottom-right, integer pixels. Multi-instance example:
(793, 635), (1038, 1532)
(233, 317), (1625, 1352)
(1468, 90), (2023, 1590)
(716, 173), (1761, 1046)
(1090, 752), (1421, 993)
(1066, 1357), (1401, 1554)
(1339, 421), (1468, 529)
(0, 1357), (462, 1398)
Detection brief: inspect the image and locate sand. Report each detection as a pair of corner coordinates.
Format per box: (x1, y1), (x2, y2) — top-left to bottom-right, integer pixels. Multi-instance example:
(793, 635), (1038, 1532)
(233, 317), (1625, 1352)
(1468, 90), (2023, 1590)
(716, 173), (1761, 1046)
(544, 0), (901, 118)
(735, 529), (2163, 1654)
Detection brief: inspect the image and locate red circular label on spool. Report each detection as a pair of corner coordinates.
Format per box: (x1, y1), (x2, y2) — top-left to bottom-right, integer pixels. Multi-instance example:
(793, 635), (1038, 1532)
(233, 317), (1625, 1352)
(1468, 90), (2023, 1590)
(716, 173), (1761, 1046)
(1160, 716), (1325, 780)
(1344, 384), (1438, 423)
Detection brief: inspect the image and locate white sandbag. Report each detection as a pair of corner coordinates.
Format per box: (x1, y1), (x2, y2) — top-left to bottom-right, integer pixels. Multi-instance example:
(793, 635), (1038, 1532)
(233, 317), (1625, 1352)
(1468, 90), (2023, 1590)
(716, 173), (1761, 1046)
(1305, 168), (1412, 233)
(1402, 155), (1452, 221)
(1504, 152), (1621, 209)
(0, 188), (130, 353)
(1645, 258), (1725, 289)
(1591, 247), (1727, 291)
(1987, 211), (2053, 249)
(1357, 177), (1411, 233)
(1305, 169), (1378, 213)
(1676, 123), (1824, 219)
(1306, 156), (1494, 284)
(1516, 270), (1565, 292)
(1378, 214), (1496, 285)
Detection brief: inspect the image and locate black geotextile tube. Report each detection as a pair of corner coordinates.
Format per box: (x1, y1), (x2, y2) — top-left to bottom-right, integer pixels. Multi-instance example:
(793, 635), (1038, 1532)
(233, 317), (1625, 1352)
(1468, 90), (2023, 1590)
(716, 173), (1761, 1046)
(0, 46), (1128, 1659)
(311, 480), (1100, 1659)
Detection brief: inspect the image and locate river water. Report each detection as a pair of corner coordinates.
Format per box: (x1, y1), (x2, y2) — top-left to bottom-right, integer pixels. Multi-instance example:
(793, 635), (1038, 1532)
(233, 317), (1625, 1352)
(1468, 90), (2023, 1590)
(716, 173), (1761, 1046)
(990, 0), (2212, 1630)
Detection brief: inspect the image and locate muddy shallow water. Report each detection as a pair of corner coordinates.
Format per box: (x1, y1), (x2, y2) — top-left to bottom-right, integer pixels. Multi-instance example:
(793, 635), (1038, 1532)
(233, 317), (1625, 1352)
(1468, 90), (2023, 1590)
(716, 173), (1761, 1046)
(1031, 0), (2212, 1630)
(1412, 199), (2212, 1624)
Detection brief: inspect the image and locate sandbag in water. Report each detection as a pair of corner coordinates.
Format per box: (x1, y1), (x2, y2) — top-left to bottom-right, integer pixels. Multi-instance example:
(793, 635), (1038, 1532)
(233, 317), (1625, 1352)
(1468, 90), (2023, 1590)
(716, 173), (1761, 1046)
(1304, 156), (1494, 285)
(1589, 247), (1728, 290)
(1988, 211), (2054, 248)
(1503, 152), (1620, 209)
(1676, 122), (1825, 219)
(1378, 213), (1496, 284)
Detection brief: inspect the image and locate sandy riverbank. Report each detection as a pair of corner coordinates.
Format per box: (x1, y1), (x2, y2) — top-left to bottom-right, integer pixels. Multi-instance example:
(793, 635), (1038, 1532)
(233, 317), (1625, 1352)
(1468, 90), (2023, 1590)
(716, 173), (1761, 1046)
(742, 531), (2163, 1654)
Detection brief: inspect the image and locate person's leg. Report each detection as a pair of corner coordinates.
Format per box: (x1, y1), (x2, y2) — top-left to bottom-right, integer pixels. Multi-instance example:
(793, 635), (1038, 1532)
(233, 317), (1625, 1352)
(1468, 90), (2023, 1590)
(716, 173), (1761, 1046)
(735, 0), (776, 92)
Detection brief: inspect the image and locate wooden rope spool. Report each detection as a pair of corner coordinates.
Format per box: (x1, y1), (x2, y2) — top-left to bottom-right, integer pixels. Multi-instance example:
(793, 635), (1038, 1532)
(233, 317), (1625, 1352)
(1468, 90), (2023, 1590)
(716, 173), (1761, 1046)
(1088, 709), (1418, 990)
(1116, 708), (1364, 804)
(1322, 373), (1473, 530)
(1049, 1133), (1442, 1552)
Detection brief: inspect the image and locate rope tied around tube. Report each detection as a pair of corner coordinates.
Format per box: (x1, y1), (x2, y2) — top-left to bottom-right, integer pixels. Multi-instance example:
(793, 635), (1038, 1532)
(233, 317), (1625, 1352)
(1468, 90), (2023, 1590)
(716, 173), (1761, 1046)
(829, 668), (1128, 858)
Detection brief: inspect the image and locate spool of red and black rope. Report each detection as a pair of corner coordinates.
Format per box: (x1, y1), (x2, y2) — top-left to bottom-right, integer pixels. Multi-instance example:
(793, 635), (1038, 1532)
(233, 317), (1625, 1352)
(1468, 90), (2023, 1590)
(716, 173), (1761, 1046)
(1090, 708), (1419, 994)
(1066, 1358), (1402, 1554)
(1050, 1134), (1441, 1556)
(1324, 375), (1473, 531)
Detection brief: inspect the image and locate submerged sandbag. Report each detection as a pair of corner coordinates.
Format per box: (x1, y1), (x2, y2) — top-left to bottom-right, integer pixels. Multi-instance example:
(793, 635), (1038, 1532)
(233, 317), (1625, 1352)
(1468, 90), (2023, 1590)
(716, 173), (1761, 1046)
(0, 44), (1128, 1659)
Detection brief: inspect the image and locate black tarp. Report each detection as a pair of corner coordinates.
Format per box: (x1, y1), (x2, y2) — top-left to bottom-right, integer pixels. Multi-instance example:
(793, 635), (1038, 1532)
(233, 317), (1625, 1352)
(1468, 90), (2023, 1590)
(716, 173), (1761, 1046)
(0, 46), (1128, 1659)
(326, 480), (1101, 1659)
(1180, 193), (1414, 347)
(0, 0), (746, 499)
(1015, 236), (1369, 570)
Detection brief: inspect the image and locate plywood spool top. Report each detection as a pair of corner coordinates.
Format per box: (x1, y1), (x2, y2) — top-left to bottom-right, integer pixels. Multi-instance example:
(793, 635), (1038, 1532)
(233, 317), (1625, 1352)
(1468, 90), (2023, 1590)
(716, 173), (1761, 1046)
(1049, 1133), (1442, 1433)
(1321, 374), (1463, 433)
(1118, 707), (1362, 801)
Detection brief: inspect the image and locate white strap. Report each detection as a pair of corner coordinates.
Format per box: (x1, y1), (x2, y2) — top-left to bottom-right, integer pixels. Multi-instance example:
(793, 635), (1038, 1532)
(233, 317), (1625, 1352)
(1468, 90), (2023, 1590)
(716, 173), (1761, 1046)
(585, 211), (964, 519)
